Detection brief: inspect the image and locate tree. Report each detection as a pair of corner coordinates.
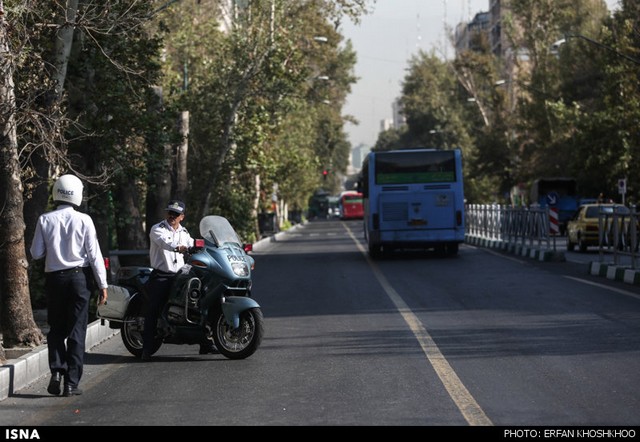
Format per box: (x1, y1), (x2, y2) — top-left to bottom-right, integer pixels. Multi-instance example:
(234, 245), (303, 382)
(157, 0), (363, 238)
(453, 32), (514, 201)
(59, 0), (165, 259)
(1, 0), (165, 360)
(502, 0), (612, 183)
(0, 0), (44, 361)
(566, 0), (640, 202)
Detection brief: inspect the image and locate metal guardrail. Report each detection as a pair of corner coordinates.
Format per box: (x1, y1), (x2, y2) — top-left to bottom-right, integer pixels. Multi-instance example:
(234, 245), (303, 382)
(466, 204), (640, 269)
(466, 204), (552, 250)
(107, 207), (640, 269)
(597, 207), (639, 268)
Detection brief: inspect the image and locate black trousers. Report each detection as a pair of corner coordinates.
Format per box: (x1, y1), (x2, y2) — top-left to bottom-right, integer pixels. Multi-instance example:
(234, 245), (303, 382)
(142, 270), (212, 354)
(45, 267), (92, 389)
(142, 270), (175, 354)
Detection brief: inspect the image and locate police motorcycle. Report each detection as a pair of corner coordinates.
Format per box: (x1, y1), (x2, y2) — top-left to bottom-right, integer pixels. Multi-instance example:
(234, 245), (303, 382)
(97, 215), (263, 360)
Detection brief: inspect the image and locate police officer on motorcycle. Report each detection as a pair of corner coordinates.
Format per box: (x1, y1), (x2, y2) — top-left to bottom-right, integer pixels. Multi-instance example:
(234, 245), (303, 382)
(141, 200), (217, 360)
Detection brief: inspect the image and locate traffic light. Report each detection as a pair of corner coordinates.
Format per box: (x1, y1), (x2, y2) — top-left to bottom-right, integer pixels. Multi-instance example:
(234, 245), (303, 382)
(322, 169), (328, 180)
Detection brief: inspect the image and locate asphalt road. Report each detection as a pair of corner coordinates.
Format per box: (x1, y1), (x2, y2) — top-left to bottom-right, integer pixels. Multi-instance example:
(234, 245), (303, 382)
(1, 219), (640, 428)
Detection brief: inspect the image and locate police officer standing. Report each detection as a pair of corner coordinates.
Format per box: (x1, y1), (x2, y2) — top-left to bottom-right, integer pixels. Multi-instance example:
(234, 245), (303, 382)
(141, 200), (217, 361)
(30, 174), (108, 397)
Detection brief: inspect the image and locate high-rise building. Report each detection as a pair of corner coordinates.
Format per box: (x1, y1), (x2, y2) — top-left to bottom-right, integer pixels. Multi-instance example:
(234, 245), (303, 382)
(380, 118), (393, 133)
(392, 98), (406, 130)
(350, 144), (370, 172)
(454, 11), (491, 53)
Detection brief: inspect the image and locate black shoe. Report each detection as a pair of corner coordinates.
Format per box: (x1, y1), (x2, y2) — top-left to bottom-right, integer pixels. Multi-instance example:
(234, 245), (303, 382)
(63, 385), (83, 397)
(140, 351), (152, 361)
(47, 373), (62, 396)
(199, 343), (219, 355)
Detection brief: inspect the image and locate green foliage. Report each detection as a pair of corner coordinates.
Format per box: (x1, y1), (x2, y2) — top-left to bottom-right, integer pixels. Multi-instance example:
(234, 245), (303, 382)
(2, 0), (369, 343)
(156, 0), (360, 227)
(394, 0), (639, 205)
(399, 50), (499, 202)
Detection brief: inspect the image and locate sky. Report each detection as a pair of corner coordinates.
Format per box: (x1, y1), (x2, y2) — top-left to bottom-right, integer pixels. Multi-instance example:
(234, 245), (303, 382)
(340, 0), (621, 149)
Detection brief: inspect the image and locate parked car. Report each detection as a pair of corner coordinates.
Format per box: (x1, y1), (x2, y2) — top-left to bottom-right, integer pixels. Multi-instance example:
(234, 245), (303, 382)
(566, 204), (634, 252)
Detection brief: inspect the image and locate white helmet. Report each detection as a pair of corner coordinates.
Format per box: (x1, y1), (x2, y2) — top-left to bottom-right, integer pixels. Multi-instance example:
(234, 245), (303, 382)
(52, 174), (83, 207)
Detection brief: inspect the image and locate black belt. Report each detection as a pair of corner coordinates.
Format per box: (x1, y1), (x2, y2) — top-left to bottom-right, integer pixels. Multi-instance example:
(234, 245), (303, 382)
(49, 266), (85, 275)
(151, 269), (176, 277)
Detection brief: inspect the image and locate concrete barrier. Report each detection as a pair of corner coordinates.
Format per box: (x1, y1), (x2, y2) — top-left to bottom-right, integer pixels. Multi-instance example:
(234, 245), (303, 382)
(465, 234), (564, 263)
(588, 261), (640, 286)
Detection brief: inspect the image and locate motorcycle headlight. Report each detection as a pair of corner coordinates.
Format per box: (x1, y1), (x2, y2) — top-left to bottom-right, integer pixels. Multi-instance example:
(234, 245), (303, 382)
(231, 262), (249, 277)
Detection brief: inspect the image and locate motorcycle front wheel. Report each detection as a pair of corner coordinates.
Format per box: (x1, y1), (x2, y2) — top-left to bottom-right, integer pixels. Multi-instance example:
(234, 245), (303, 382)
(121, 313), (162, 357)
(211, 307), (264, 360)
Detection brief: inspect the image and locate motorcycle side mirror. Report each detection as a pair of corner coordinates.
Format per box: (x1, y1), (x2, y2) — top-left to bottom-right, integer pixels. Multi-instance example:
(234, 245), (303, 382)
(243, 243), (253, 253)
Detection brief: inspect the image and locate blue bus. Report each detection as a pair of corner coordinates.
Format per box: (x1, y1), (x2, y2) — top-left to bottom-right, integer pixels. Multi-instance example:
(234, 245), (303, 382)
(359, 148), (465, 258)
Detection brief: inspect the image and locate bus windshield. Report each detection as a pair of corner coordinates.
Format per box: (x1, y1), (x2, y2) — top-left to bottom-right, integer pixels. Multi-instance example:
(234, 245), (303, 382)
(343, 194), (362, 203)
(375, 150), (456, 184)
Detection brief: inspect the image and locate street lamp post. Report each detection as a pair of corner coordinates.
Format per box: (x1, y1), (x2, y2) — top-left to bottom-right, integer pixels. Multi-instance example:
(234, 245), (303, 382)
(552, 34), (640, 65)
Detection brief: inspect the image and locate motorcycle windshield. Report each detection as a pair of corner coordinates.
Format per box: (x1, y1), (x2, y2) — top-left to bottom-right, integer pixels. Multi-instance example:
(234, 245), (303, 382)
(199, 215), (243, 247)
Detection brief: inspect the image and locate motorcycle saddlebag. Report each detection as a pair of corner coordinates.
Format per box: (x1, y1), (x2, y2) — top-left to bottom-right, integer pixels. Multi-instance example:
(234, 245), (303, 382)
(96, 285), (133, 322)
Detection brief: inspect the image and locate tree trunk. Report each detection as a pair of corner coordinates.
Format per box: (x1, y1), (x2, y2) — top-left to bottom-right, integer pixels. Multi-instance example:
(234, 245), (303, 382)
(23, 154), (50, 270)
(114, 177), (148, 267)
(87, 180), (111, 274)
(145, 86), (173, 235)
(253, 174), (261, 240)
(0, 1), (44, 358)
(54, 0), (79, 99)
(174, 111), (189, 200)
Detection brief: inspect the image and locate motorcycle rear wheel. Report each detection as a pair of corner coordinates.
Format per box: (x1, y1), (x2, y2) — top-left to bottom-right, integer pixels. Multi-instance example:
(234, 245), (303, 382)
(211, 307), (263, 360)
(121, 313), (162, 357)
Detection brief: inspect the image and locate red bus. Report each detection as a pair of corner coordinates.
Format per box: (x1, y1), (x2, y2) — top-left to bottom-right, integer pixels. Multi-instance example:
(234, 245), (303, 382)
(340, 191), (364, 220)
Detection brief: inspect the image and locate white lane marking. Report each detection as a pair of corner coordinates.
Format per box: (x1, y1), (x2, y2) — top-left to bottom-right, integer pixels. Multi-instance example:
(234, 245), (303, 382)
(343, 223), (493, 426)
(478, 246), (640, 301)
(563, 276), (640, 301)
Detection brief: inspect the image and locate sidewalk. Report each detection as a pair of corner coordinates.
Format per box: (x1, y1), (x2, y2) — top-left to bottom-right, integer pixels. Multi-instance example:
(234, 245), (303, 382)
(0, 319), (119, 401)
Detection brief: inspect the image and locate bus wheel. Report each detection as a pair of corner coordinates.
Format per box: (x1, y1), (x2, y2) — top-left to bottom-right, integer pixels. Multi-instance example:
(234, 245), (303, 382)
(368, 241), (382, 259)
(446, 243), (459, 255)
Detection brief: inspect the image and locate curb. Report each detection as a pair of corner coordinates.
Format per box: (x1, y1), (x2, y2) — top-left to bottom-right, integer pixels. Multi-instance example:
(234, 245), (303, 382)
(252, 222), (306, 252)
(588, 261), (640, 285)
(465, 235), (565, 263)
(0, 320), (119, 401)
(466, 235), (640, 287)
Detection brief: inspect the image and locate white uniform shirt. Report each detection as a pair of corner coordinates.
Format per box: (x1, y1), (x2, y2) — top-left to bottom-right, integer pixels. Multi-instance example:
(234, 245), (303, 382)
(30, 205), (108, 289)
(148, 220), (194, 273)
